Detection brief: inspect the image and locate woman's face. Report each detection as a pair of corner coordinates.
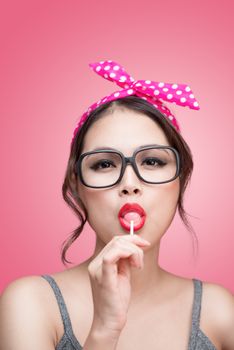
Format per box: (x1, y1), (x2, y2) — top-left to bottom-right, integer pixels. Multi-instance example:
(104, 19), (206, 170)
(76, 108), (180, 245)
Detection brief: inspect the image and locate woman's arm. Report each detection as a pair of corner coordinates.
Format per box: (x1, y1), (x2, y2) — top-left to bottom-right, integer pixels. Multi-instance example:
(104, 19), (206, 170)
(0, 277), (56, 350)
(82, 323), (120, 350)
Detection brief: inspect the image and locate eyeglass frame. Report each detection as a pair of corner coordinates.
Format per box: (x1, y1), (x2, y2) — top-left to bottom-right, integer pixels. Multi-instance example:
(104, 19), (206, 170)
(75, 145), (181, 189)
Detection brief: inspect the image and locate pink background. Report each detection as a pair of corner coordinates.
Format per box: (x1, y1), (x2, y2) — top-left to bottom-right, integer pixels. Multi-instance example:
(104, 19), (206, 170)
(1, 0), (234, 294)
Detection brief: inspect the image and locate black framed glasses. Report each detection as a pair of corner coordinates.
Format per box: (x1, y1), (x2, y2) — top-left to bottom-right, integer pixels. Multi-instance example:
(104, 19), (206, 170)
(75, 145), (181, 189)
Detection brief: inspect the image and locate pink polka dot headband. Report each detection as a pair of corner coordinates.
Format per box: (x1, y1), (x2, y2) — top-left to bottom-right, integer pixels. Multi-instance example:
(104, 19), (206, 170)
(71, 60), (200, 145)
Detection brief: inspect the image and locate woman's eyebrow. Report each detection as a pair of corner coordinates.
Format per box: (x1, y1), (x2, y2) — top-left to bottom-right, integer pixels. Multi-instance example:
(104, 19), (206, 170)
(90, 144), (165, 152)
(91, 146), (118, 152)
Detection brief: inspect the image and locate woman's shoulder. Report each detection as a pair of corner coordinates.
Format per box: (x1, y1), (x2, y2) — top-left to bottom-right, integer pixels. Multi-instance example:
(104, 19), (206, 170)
(171, 274), (234, 348)
(0, 275), (58, 348)
(177, 275), (233, 327)
(171, 272), (233, 303)
(200, 279), (234, 348)
(0, 274), (61, 323)
(1, 274), (61, 304)
(200, 278), (233, 325)
(1, 274), (52, 305)
(0, 263), (88, 307)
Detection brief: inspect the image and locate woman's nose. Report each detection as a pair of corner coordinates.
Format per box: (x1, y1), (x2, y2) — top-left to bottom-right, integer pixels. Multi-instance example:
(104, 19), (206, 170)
(118, 163), (143, 196)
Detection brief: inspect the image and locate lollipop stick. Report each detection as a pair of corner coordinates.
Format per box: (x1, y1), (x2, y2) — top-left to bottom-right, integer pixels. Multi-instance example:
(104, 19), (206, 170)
(130, 220), (134, 235)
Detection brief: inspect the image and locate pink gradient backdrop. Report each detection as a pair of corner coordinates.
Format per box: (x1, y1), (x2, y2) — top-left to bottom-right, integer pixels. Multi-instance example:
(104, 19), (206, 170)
(1, 0), (233, 293)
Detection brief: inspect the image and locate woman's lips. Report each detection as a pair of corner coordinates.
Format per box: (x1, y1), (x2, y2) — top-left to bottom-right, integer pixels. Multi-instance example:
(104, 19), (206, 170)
(118, 203), (146, 232)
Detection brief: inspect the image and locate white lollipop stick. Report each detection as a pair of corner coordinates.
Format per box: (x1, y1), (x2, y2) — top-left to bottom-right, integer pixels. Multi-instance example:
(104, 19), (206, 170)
(130, 220), (134, 235)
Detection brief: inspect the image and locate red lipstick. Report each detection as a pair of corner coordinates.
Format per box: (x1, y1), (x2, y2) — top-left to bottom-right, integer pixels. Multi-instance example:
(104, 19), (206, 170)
(118, 203), (146, 232)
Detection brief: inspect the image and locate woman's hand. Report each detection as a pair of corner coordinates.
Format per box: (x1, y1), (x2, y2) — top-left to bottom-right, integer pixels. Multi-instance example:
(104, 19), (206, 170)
(87, 234), (151, 334)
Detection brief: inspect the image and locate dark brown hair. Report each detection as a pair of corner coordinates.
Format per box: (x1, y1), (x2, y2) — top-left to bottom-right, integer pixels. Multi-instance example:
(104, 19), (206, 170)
(61, 96), (198, 265)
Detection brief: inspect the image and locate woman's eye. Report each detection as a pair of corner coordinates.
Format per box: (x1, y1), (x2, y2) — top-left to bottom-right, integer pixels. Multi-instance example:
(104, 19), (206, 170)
(142, 157), (166, 167)
(91, 160), (115, 170)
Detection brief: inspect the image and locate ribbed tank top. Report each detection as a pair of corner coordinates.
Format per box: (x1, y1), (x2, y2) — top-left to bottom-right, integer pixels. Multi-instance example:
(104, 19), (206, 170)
(41, 275), (217, 350)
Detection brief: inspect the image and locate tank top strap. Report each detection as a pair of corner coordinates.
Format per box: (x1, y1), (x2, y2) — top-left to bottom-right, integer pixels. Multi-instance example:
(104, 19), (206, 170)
(41, 274), (73, 335)
(188, 278), (203, 350)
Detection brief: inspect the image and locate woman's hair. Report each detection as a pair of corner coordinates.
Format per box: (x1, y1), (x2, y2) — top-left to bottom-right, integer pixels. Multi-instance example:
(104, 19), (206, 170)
(61, 96), (198, 265)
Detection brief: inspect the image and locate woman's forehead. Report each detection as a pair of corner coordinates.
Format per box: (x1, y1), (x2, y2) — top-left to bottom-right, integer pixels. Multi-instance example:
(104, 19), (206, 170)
(82, 109), (170, 152)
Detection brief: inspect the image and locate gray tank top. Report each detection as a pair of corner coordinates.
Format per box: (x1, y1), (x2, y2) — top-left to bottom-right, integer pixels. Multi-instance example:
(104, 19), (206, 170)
(41, 275), (217, 350)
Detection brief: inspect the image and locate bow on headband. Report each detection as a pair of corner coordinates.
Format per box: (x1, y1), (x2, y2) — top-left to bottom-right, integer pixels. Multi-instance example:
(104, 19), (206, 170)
(71, 60), (200, 145)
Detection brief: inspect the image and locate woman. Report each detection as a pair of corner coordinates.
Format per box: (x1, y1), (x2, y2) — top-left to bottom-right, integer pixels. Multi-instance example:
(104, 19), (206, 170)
(0, 61), (233, 350)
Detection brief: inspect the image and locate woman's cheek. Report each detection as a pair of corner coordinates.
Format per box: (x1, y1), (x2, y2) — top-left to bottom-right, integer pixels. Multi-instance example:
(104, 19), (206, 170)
(82, 194), (111, 232)
(149, 182), (179, 235)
